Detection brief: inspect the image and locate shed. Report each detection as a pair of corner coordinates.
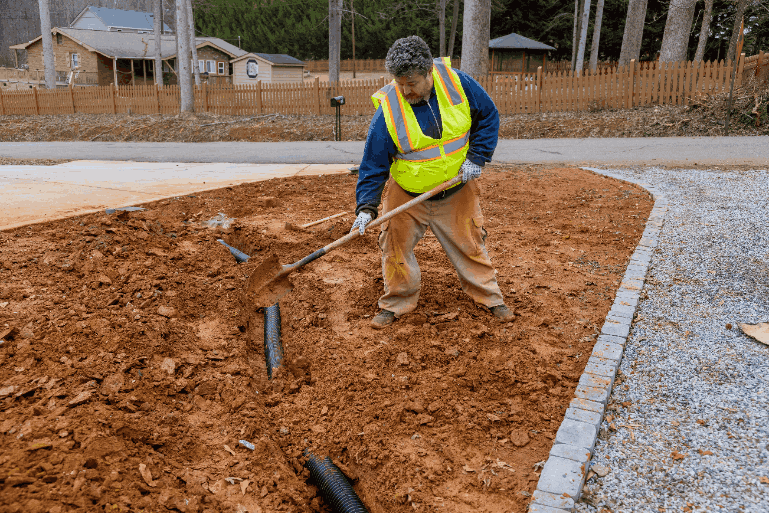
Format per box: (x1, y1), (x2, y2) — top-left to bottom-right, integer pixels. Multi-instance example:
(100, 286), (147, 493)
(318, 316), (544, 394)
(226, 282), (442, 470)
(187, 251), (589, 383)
(489, 32), (555, 74)
(231, 53), (304, 85)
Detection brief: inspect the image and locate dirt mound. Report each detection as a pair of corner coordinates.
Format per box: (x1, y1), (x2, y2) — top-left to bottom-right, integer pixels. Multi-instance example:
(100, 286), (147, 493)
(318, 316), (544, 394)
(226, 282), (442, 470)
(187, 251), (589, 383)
(0, 166), (652, 512)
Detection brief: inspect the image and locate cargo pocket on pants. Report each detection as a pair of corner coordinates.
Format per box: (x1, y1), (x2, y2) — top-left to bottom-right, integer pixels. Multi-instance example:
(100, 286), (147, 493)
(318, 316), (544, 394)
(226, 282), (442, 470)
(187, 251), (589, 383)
(471, 216), (487, 255)
(378, 220), (390, 251)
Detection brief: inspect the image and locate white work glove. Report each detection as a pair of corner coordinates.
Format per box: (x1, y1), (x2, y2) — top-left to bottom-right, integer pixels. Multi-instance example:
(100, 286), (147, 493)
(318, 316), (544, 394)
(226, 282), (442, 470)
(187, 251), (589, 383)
(460, 159), (482, 183)
(350, 211), (373, 235)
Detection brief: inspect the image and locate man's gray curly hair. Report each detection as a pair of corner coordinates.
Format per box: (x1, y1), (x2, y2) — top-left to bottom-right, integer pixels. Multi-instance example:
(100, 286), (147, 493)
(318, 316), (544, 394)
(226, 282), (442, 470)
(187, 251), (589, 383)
(385, 36), (433, 77)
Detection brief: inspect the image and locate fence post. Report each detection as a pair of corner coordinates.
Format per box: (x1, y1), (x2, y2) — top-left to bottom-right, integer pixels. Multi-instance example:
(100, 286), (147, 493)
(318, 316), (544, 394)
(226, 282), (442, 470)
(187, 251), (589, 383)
(33, 86), (39, 115)
(70, 84), (76, 114)
(628, 59), (636, 108)
(256, 80), (262, 114)
(536, 66), (542, 113)
(314, 76), (321, 115)
(737, 53), (745, 87)
(155, 83), (161, 115)
(112, 84), (117, 114)
(202, 82), (208, 113)
(0, 87), (5, 116)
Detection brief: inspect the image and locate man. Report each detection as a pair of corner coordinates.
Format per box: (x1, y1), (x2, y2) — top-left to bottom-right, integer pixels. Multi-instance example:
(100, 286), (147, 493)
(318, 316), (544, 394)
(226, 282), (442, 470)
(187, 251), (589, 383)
(351, 35), (515, 329)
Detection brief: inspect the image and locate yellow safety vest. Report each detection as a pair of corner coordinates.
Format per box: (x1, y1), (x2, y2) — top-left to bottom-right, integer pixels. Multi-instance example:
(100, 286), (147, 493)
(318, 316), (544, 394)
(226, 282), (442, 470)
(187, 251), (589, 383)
(371, 57), (472, 194)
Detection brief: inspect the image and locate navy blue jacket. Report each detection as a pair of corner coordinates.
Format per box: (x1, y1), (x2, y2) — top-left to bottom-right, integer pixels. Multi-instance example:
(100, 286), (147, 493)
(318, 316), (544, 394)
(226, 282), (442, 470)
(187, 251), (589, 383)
(355, 69), (500, 218)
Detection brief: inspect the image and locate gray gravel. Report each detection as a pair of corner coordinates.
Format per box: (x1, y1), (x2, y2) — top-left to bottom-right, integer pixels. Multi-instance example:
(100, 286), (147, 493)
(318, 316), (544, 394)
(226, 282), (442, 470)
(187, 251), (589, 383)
(576, 167), (769, 513)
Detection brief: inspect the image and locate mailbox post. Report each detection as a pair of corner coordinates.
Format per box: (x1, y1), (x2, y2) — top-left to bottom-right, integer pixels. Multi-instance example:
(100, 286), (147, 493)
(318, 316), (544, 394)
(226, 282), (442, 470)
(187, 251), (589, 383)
(330, 95), (345, 141)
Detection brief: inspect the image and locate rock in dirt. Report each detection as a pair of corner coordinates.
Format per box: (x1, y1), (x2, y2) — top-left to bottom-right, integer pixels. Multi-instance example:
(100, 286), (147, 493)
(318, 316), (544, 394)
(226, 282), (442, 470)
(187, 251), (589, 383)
(739, 322), (769, 345)
(157, 306), (177, 318)
(101, 373), (124, 394)
(0, 326), (19, 341)
(138, 463), (157, 487)
(591, 463), (610, 477)
(405, 400), (425, 414)
(395, 352), (410, 366)
(0, 385), (16, 398)
(68, 390), (93, 407)
(160, 357), (176, 376)
(509, 428), (531, 447)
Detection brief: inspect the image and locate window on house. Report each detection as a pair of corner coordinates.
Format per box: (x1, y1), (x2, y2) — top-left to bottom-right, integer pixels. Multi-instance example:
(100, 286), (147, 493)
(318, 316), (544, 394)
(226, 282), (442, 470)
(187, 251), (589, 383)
(218, 62), (225, 75)
(206, 60), (216, 74)
(198, 60), (204, 73)
(56, 33), (62, 45)
(71, 53), (79, 69)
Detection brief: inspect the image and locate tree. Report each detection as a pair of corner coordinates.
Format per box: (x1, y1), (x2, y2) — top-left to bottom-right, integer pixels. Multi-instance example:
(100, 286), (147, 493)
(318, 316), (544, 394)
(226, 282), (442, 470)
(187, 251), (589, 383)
(447, 0), (461, 57)
(575, 0), (591, 72)
(37, 0), (55, 89)
(727, 0), (748, 62)
(176, 0), (193, 112)
(154, 0), (163, 86)
(438, 0), (447, 56)
(460, 0), (491, 76)
(694, 0), (714, 60)
(187, 0), (200, 86)
(618, 0), (648, 66)
(329, 0), (341, 83)
(589, 0), (605, 70)
(659, 0), (697, 62)
(572, 0), (581, 68)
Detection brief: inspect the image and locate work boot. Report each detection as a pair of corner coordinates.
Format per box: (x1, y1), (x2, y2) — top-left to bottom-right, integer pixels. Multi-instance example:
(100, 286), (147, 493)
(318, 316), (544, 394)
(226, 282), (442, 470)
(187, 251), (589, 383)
(370, 310), (396, 329)
(490, 305), (516, 322)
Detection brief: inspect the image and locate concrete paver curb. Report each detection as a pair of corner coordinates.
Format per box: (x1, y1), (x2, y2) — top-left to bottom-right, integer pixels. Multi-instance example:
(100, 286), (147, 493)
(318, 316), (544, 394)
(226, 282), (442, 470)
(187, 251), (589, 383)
(528, 168), (668, 512)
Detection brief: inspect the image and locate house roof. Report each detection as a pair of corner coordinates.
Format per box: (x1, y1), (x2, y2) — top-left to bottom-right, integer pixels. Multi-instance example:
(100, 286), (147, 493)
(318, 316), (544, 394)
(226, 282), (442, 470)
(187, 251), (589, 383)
(72, 6), (172, 32)
(489, 32), (555, 51)
(231, 52), (304, 66)
(14, 28), (248, 60)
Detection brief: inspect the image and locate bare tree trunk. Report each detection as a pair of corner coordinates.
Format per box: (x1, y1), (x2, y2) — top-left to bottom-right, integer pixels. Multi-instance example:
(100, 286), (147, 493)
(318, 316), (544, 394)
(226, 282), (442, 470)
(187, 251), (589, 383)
(694, 0), (713, 61)
(329, 0), (341, 84)
(460, 0), (491, 77)
(575, 0), (592, 73)
(659, 0), (697, 62)
(727, 0), (748, 63)
(154, 0), (163, 86)
(176, 0), (193, 112)
(187, 0), (200, 86)
(589, 0), (605, 71)
(618, 0), (648, 66)
(438, 0), (446, 57)
(572, 0), (581, 68)
(38, 0), (56, 89)
(448, 0), (460, 58)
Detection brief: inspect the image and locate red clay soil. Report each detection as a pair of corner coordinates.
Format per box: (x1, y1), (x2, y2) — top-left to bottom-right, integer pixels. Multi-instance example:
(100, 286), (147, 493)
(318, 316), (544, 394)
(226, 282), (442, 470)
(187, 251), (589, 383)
(0, 166), (652, 513)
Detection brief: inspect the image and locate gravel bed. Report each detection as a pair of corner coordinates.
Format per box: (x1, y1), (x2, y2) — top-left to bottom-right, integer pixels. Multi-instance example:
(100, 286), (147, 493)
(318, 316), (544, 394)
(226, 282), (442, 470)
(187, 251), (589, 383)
(575, 167), (769, 513)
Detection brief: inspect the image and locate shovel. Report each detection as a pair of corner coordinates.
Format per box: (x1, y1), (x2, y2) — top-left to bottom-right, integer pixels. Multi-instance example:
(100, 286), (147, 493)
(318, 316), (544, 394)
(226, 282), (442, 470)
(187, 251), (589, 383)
(245, 175), (462, 308)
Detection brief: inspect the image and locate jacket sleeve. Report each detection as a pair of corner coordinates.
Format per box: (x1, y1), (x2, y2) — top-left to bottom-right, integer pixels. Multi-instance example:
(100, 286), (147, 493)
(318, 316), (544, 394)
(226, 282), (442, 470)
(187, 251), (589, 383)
(354, 108), (396, 219)
(456, 70), (499, 167)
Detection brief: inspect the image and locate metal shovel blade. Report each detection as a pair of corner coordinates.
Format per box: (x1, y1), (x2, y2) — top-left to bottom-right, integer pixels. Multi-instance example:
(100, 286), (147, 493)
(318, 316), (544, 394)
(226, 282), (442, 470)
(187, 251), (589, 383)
(244, 253), (294, 308)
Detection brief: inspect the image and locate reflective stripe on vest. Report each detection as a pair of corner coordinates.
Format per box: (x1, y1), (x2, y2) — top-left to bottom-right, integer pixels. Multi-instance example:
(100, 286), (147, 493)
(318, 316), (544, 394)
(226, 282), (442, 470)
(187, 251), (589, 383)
(395, 130), (469, 162)
(381, 83), (414, 154)
(433, 56), (464, 107)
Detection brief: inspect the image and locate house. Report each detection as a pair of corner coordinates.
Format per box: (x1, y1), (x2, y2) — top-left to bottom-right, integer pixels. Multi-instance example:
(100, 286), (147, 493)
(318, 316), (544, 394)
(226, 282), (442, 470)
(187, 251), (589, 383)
(230, 53), (305, 85)
(69, 6), (172, 34)
(489, 32), (555, 74)
(10, 25), (248, 86)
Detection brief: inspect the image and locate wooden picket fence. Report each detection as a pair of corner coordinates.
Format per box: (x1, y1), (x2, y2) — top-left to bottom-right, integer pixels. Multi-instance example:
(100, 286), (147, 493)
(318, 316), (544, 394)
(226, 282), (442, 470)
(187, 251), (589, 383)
(0, 55), (763, 117)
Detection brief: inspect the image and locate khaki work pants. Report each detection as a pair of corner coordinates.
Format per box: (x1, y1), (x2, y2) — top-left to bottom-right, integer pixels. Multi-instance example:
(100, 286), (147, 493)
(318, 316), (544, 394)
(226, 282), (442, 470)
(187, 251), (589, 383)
(377, 179), (505, 316)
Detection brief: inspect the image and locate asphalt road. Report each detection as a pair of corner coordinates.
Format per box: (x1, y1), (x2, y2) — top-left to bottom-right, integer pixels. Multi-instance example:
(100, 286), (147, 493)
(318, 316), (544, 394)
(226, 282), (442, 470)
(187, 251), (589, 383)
(1, 136), (768, 166)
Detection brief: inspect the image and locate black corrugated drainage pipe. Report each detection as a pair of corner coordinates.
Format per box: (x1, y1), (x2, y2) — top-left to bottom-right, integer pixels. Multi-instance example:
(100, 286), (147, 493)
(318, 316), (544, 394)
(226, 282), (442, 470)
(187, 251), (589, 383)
(217, 240), (283, 378)
(263, 303), (283, 378)
(304, 451), (368, 513)
(217, 239), (250, 263)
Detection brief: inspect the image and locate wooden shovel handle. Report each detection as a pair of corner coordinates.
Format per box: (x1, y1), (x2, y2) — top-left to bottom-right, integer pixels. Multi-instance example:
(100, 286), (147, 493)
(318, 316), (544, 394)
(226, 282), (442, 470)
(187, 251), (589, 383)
(285, 175), (463, 273)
